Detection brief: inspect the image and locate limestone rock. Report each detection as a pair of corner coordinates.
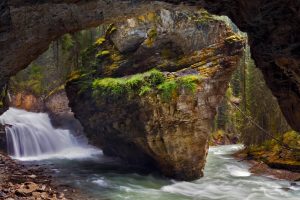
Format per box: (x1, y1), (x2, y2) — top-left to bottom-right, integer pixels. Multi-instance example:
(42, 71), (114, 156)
(66, 8), (245, 180)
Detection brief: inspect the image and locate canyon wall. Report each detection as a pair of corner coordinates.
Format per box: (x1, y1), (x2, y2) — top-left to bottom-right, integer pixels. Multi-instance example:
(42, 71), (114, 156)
(0, 0), (299, 133)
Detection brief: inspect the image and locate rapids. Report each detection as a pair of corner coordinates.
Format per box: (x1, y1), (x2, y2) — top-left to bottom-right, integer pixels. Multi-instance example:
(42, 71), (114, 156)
(0, 108), (299, 199)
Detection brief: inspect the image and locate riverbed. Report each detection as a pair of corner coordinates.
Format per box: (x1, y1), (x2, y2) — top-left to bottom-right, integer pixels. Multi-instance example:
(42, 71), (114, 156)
(1, 108), (299, 200)
(21, 145), (300, 200)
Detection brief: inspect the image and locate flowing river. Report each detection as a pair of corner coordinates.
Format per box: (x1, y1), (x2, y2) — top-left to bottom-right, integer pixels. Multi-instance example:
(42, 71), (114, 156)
(1, 108), (300, 200)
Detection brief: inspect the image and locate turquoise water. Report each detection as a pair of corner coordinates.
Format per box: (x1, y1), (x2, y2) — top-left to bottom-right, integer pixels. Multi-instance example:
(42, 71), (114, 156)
(4, 109), (299, 199)
(32, 145), (300, 200)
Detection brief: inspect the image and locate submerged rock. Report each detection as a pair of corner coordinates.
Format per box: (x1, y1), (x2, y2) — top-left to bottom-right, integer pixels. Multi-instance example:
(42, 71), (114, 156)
(66, 8), (245, 180)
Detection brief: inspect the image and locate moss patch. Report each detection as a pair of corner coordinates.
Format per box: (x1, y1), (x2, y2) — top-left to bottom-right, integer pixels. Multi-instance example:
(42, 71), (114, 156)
(92, 69), (202, 101)
(244, 131), (300, 170)
(92, 69), (165, 98)
(144, 28), (158, 47)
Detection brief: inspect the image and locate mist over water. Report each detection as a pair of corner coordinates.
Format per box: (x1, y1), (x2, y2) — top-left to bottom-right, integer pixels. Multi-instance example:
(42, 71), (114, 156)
(0, 108), (101, 161)
(0, 108), (299, 199)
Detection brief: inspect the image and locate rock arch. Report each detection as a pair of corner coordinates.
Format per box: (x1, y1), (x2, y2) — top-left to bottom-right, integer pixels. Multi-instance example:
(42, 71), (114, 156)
(1, 0), (299, 131)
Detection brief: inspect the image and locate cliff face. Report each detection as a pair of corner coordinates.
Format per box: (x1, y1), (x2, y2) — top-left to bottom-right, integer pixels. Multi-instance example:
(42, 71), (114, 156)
(9, 92), (44, 112)
(44, 89), (84, 135)
(66, 8), (245, 180)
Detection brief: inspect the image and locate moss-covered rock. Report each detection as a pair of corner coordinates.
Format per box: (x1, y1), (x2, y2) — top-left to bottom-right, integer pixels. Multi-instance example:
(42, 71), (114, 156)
(66, 7), (245, 180)
(238, 131), (300, 172)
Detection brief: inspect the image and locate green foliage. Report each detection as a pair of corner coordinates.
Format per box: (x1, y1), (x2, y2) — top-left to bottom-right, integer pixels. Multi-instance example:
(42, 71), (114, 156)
(96, 50), (110, 58)
(125, 74), (144, 89)
(10, 64), (46, 96)
(158, 74), (201, 100)
(283, 131), (300, 148)
(92, 70), (202, 100)
(146, 69), (166, 85)
(213, 44), (290, 147)
(61, 34), (75, 51)
(105, 24), (117, 38)
(95, 37), (106, 46)
(139, 86), (152, 96)
(157, 80), (178, 100)
(93, 78), (127, 96)
(92, 69), (165, 98)
(178, 75), (201, 93)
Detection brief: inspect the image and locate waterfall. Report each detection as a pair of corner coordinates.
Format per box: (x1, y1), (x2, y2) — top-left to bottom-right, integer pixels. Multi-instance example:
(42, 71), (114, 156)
(0, 108), (101, 161)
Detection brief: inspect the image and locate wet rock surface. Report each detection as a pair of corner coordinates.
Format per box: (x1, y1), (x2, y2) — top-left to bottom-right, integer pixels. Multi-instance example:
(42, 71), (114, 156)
(0, 153), (68, 200)
(235, 148), (300, 181)
(8, 88), (84, 135)
(44, 88), (84, 135)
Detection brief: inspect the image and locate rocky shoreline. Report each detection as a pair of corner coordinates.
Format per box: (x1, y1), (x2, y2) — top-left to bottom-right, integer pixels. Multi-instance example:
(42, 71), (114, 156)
(0, 152), (85, 200)
(234, 149), (300, 182)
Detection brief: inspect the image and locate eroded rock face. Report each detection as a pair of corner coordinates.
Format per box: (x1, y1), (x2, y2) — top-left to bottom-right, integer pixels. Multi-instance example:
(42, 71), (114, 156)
(66, 8), (245, 180)
(10, 92), (45, 112)
(1, 0), (299, 133)
(44, 89), (84, 135)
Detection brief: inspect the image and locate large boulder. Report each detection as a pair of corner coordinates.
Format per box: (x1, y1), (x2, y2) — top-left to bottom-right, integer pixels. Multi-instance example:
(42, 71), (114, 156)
(66, 8), (245, 180)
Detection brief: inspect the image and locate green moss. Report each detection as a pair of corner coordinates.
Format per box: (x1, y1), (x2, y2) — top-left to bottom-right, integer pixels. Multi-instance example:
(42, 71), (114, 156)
(126, 74), (144, 89)
(146, 69), (166, 85)
(193, 9), (215, 26)
(157, 74), (201, 100)
(178, 75), (201, 93)
(157, 79), (178, 100)
(93, 78), (126, 97)
(105, 23), (117, 38)
(46, 84), (65, 99)
(92, 70), (201, 101)
(139, 86), (152, 96)
(283, 131), (300, 148)
(144, 28), (158, 47)
(96, 50), (110, 58)
(246, 131), (300, 166)
(95, 37), (106, 46)
(92, 69), (165, 98)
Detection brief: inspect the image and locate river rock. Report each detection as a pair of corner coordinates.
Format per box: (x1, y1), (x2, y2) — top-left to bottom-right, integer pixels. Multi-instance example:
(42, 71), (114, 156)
(66, 8), (245, 180)
(15, 182), (39, 196)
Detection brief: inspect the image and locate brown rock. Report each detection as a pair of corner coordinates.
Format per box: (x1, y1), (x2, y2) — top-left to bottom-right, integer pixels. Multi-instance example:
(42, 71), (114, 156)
(15, 182), (39, 196)
(1, 0), (299, 135)
(66, 8), (245, 180)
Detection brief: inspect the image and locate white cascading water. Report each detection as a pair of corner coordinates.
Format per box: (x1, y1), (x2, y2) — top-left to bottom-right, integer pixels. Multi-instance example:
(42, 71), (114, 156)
(0, 108), (101, 161)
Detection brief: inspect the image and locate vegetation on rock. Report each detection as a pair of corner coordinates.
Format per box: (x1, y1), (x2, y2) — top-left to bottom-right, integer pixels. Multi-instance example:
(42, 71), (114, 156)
(237, 131), (300, 171)
(92, 69), (202, 101)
